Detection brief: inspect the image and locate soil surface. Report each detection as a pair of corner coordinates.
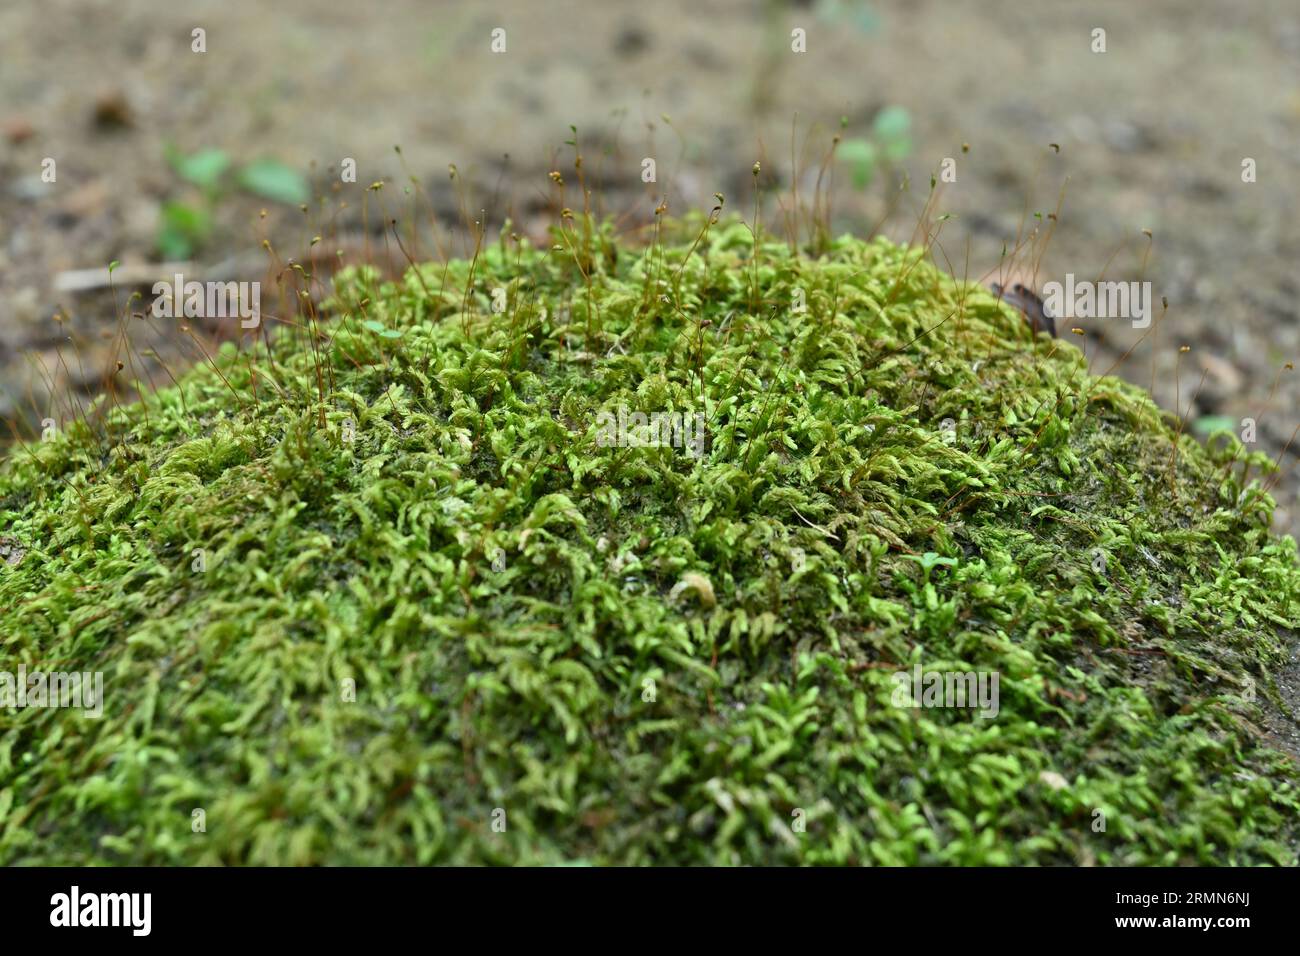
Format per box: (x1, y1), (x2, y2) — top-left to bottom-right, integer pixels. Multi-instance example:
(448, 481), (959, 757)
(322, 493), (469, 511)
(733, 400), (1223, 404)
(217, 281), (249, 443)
(2, 0), (1299, 535)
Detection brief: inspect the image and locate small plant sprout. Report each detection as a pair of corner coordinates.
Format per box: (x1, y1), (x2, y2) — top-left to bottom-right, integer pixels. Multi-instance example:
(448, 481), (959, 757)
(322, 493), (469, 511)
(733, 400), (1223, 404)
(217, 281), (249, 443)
(902, 551), (958, 585)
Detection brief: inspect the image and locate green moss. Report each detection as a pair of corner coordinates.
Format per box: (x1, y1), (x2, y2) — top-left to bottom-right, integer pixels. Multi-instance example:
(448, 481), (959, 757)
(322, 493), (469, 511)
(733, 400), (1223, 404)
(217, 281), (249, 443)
(1, 217), (1297, 865)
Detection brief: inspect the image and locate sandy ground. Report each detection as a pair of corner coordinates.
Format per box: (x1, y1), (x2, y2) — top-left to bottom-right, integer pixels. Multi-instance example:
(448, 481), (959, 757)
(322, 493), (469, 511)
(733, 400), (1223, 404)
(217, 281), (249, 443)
(2, 0), (1299, 534)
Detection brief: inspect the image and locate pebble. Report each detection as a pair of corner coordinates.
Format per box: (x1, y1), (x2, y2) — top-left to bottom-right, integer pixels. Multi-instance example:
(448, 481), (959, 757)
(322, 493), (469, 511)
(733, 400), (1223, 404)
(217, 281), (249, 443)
(9, 175), (54, 202)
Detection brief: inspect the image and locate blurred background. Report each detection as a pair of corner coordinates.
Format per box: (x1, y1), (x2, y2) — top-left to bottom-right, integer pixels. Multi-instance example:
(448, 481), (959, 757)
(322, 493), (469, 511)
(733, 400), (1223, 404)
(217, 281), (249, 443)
(2, 0), (1299, 523)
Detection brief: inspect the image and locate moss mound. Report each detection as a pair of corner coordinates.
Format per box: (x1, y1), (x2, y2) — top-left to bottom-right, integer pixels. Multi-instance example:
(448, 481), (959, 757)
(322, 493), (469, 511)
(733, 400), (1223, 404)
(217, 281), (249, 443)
(1, 218), (1298, 864)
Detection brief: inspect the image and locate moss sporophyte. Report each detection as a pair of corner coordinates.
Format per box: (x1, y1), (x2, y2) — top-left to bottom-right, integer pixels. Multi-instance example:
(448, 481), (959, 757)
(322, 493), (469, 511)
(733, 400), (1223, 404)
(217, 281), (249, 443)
(0, 216), (1297, 864)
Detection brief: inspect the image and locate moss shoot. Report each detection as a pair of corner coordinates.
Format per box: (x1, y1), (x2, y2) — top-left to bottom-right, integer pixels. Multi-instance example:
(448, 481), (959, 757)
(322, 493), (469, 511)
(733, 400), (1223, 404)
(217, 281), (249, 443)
(1, 217), (1297, 864)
